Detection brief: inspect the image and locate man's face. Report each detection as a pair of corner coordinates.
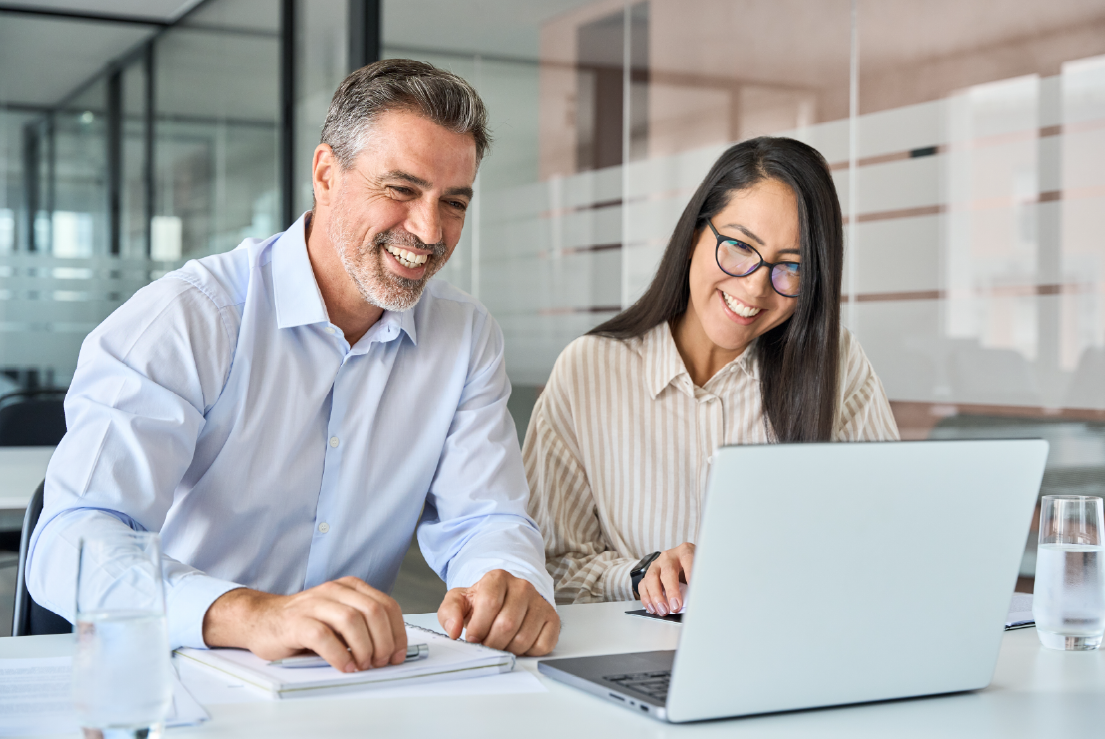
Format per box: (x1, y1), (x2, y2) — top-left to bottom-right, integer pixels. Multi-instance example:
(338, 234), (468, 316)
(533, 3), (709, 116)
(325, 108), (477, 312)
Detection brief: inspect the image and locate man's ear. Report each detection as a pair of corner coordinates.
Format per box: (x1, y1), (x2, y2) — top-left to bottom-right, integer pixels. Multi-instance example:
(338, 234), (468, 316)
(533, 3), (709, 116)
(312, 144), (340, 208)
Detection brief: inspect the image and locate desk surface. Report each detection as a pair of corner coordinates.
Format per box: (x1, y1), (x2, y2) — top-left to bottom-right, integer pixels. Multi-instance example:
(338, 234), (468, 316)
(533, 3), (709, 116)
(3, 600), (1104, 738)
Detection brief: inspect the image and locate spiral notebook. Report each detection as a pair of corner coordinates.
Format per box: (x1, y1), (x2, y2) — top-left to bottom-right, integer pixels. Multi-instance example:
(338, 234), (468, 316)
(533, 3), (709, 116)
(174, 623), (515, 699)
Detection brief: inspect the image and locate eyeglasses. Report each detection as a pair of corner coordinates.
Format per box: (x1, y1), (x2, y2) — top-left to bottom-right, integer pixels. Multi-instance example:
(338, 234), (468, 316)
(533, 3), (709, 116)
(708, 220), (800, 298)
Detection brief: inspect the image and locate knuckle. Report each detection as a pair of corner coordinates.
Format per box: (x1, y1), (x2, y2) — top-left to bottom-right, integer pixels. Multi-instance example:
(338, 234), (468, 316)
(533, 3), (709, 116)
(336, 606), (359, 628)
(303, 621), (329, 643)
(364, 600), (384, 619)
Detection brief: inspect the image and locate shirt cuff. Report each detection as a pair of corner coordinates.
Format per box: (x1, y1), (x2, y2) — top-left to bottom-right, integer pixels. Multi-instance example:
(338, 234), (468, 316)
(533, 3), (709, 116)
(165, 572), (245, 650)
(600, 559), (637, 602)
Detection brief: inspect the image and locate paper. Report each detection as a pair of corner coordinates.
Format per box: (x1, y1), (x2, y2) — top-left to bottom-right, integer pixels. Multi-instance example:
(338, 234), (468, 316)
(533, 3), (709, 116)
(1006, 592), (1034, 630)
(175, 655), (545, 706)
(0, 656), (208, 737)
(0, 657), (76, 737)
(176, 623), (514, 698)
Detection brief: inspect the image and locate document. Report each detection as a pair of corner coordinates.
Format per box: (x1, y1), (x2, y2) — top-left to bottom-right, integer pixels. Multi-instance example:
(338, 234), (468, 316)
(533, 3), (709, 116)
(175, 622), (516, 699)
(0, 656), (208, 737)
(175, 655), (545, 706)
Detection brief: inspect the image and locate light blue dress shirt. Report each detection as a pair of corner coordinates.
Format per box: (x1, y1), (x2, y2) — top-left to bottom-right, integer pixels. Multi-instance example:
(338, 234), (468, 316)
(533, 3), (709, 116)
(27, 214), (554, 649)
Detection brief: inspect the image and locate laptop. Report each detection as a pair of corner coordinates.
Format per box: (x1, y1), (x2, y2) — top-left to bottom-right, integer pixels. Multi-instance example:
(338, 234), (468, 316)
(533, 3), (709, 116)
(538, 439), (1048, 722)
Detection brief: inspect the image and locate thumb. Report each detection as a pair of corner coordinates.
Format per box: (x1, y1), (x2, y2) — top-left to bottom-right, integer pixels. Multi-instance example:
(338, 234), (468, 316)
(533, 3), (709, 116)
(437, 588), (470, 640)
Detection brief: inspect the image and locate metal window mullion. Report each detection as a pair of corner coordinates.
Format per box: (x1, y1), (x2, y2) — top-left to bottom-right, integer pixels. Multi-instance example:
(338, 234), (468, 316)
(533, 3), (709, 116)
(280, 0), (296, 229)
(348, 0), (382, 71)
(106, 68), (123, 256)
(144, 43), (156, 258)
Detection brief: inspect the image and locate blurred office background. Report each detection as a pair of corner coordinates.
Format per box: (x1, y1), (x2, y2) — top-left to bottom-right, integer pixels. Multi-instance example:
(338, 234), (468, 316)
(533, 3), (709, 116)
(2, 0), (1105, 620)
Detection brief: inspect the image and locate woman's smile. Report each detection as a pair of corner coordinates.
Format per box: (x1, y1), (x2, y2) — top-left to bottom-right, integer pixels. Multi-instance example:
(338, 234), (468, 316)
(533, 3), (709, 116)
(718, 289), (762, 322)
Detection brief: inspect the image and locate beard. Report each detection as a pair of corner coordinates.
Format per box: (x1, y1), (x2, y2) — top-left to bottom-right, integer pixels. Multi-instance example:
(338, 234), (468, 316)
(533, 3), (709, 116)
(327, 200), (449, 312)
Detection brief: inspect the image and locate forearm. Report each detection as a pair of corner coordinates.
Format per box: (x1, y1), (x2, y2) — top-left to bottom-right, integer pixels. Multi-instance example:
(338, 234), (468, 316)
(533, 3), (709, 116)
(547, 550), (637, 604)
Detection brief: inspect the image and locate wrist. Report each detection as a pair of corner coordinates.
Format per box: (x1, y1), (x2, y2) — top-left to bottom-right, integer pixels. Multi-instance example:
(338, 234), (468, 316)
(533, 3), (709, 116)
(630, 552), (661, 599)
(202, 587), (267, 648)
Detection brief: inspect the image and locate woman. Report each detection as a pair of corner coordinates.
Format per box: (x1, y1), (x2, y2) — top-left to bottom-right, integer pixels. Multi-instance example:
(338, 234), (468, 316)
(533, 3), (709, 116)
(523, 137), (899, 615)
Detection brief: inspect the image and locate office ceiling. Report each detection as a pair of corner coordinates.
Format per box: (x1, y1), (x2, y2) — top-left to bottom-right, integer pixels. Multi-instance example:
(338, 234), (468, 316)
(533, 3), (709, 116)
(0, 1), (210, 109)
(0, 1), (201, 22)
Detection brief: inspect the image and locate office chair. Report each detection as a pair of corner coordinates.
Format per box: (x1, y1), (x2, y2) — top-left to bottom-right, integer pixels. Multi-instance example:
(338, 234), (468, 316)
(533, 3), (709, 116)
(12, 481), (72, 636)
(0, 389), (68, 446)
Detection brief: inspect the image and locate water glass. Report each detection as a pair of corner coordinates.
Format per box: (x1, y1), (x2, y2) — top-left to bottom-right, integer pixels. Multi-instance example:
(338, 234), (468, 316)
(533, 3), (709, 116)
(1032, 495), (1105, 651)
(73, 531), (173, 739)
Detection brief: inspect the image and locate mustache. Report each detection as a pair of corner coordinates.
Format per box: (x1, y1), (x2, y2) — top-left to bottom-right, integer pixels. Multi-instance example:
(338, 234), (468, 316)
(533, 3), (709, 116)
(372, 230), (447, 258)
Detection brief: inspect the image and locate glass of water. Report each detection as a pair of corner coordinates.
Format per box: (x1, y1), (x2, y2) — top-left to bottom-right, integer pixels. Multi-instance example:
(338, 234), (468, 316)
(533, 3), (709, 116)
(1033, 495), (1105, 651)
(73, 530), (173, 738)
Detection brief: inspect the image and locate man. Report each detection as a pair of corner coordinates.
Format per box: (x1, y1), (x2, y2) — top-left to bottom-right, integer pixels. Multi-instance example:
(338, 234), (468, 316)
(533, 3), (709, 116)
(27, 59), (559, 670)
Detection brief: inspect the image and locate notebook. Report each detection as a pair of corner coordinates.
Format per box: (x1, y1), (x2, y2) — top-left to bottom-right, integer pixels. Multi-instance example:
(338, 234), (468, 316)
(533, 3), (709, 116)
(175, 623), (514, 699)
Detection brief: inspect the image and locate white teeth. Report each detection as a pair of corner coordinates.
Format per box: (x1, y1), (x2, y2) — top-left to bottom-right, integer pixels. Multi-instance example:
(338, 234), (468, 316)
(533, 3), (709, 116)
(722, 291), (761, 318)
(385, 245), (428, 269)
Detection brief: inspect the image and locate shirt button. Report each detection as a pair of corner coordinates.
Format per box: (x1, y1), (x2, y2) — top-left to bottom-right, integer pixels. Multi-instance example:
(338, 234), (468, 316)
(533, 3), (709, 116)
(318, 522), (330, 534)
(329, 436), (340, 448)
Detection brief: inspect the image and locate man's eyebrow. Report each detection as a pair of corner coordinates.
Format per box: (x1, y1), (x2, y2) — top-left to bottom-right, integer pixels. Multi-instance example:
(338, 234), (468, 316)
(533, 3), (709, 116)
(720, 223), (765, 246)
(377, 170), (472, 200)
(444, 186), (474, 199)
(378, 170), (432, 189)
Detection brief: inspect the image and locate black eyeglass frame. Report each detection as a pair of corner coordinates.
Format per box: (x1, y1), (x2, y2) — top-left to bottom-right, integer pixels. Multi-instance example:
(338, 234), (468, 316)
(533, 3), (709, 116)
(707, 220), (801, 298)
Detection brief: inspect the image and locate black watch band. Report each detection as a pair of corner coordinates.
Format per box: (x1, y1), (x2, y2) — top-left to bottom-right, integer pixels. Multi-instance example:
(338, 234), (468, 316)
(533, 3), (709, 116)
(630, 551), (661, 599)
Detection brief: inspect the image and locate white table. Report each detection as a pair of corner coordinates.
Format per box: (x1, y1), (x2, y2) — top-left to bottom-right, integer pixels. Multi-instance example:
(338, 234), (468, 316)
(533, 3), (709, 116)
(0, 446), (55, 530)
(3, 600), (1104, 738)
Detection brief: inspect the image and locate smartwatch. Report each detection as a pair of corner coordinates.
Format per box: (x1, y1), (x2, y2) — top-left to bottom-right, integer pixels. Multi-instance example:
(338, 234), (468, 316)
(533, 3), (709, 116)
(630, 551), (661, 599)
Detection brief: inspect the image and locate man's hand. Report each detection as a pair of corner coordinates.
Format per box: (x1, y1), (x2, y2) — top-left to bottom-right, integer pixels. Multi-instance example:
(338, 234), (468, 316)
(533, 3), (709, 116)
(202, 577), (407, 673)
(436, 570), (559, 656)
(638, 542), (695, 616)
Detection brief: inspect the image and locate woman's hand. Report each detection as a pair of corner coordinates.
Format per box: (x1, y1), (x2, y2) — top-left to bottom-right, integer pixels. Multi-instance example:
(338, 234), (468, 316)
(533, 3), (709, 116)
(637, 543), (695, 616)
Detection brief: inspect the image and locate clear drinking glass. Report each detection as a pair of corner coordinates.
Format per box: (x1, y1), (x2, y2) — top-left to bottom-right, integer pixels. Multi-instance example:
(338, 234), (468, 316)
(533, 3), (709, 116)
(1032, 495), (1105, 650)
(73, 531), (173, 738)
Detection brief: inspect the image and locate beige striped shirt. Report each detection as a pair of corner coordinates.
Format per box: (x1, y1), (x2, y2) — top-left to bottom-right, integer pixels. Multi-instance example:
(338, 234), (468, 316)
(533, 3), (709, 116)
(523, 321), (899, 605)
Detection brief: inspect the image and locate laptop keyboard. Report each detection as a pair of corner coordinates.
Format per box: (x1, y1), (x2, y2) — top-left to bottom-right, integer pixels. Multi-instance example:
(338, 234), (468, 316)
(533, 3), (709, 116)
(603, 670), (672, 701)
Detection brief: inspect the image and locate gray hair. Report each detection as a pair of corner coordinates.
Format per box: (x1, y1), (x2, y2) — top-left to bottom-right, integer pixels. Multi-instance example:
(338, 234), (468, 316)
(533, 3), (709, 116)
(320, 59), (491, 169)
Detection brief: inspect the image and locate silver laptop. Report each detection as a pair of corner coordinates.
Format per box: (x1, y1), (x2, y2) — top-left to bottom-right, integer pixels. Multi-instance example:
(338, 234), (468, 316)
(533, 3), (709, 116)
(538, 439), (1048, 722)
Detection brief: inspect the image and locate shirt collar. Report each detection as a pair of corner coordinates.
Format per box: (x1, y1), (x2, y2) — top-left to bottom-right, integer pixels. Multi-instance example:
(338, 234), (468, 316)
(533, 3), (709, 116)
(356, 305), (418, 348)
(642, 322), (688, 399)
(271, 212), (329, 330)
(641, 321), (760, 399)
(269, 212), (418, 346)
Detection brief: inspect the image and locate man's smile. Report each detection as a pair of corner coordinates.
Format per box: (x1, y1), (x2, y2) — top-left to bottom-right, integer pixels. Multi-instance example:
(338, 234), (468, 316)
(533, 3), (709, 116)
(384, 244), (429, 268)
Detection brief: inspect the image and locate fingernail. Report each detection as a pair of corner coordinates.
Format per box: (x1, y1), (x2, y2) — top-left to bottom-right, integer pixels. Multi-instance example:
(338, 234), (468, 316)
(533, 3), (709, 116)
(671, 599), (681, 612)
(657, 603), (668, 616)
(645, 603), (654, 614)
(445, 619), (457, 634)
(343, 663), (357, 673)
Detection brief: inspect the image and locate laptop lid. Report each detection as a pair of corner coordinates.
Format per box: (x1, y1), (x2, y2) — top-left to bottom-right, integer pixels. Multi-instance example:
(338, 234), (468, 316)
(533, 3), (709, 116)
(666, 439), (1047, 723)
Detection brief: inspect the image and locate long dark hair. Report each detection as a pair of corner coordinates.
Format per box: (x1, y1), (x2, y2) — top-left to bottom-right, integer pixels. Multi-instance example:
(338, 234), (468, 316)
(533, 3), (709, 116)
(589, 137), (842, 442)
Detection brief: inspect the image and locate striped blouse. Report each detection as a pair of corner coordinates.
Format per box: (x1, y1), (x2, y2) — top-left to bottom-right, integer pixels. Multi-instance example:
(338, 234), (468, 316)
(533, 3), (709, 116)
(523, 321), (900, 605)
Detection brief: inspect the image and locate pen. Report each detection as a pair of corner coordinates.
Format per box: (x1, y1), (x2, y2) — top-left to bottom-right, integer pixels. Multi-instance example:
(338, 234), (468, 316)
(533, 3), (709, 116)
(269, 643), (429, 668)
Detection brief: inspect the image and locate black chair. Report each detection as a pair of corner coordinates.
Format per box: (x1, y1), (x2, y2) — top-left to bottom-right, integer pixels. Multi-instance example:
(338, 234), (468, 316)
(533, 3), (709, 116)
(12, 481), (72, 636)
(0, 389), (68, 447)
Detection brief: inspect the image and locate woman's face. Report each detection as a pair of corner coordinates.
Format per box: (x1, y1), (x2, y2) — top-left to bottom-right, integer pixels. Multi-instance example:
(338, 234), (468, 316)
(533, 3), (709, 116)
(685, 179), (801, 356)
